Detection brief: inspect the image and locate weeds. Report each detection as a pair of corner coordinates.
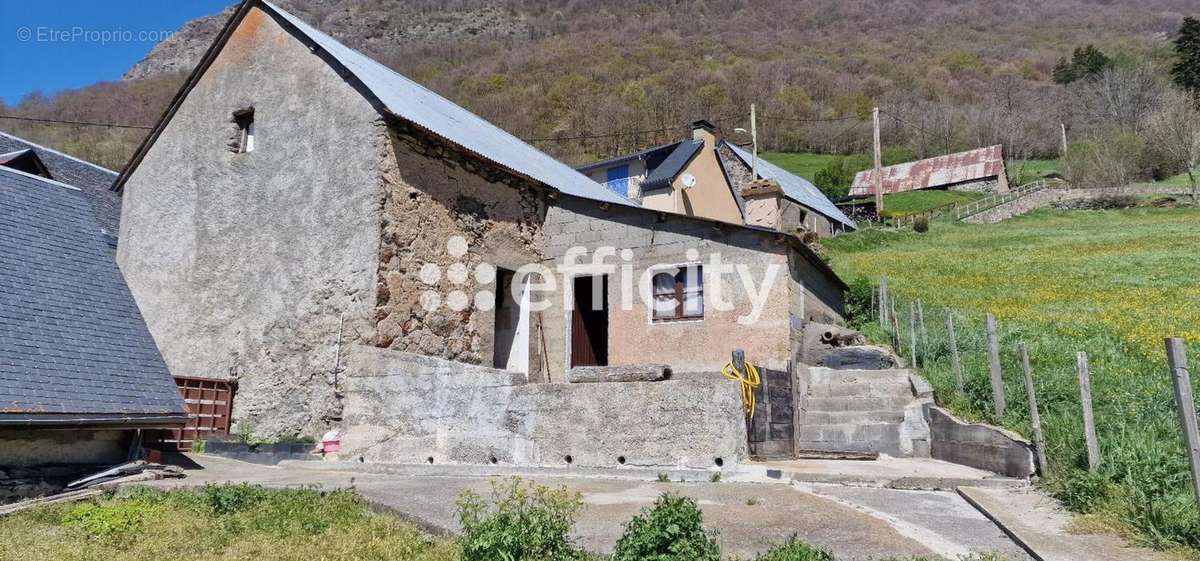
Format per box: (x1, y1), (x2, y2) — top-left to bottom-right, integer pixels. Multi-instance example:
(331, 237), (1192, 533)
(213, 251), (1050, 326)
(456, 477), (586, 561)
(612, 493), (720, 561)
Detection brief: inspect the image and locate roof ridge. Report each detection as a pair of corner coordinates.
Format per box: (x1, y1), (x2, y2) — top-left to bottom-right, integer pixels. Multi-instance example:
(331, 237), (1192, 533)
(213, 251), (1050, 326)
(0, 164), (82, 192)
(0, 131), (118, 176)
(259, 1), (631, 207)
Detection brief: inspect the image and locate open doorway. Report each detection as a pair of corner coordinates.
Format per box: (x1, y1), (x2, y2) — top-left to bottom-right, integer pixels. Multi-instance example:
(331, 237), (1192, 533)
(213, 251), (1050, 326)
(493, 269), (530, 374)
(570, 275), (608, 367)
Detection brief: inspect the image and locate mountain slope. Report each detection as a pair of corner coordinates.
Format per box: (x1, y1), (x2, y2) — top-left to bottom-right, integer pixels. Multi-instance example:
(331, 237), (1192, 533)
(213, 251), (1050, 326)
(2, 0), (1196, 171)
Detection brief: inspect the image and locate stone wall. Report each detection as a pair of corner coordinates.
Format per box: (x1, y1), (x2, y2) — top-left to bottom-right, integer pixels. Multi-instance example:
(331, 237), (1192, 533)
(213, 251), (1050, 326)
(117, 7), (384, 438)
(965, 185), (1198, 224)
(949, 177), (1002, 194)
(369, 125), (546, 373)
(928, 406), (1034, 478)
(339, 346), (748, 469)
(0, 429), (130, 502)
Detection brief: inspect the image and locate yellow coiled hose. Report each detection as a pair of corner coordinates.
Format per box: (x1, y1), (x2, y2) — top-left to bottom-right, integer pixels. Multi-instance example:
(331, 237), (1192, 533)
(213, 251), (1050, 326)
(721, 361), (761, 418)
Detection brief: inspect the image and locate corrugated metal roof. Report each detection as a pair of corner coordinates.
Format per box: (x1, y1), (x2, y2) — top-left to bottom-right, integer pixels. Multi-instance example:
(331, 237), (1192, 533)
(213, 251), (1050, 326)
(849, 145), (1005, 196)
(263, 1), (633, 207)
(0, 166), (186, 424)
(723, 142), (856, 229)
(641, 139), (703, 191)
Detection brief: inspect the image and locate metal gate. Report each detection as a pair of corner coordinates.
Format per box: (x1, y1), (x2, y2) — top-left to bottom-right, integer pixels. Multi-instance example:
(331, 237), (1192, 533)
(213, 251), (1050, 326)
(147, 376), (236, 451)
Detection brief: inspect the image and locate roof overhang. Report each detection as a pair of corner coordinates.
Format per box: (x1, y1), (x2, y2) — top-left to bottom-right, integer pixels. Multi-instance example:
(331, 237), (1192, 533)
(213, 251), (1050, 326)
(0, 412), (190, 429)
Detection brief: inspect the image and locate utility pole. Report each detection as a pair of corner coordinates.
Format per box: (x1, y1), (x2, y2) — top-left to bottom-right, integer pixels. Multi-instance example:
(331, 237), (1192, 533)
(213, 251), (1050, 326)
(1060, 123), (1069, 157)
(751, 103), (759, 178)
(872, 107), (884, 218)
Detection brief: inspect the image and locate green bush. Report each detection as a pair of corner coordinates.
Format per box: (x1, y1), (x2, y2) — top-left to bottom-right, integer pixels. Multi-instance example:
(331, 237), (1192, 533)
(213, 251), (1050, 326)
(912, 215), (929, 233)
(611, 493), (720, 561)
(844, 276), (876, 328)
(753, 537), (834, 560)
(457, 476), (585, 561)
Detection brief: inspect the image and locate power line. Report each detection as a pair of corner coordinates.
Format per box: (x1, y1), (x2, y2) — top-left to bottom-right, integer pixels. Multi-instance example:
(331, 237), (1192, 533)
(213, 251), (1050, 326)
(878, 109), (956, 147)
(0, 114), (154, 130)
(757, 114), (861, 124)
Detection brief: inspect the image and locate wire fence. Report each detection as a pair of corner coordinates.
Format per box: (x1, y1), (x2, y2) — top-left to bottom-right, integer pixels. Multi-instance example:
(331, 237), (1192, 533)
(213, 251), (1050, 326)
(862, 274), (1200, 510)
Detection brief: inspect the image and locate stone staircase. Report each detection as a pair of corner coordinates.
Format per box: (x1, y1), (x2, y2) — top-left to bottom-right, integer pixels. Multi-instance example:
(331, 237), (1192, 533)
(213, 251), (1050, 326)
(799, 367), (932, 457)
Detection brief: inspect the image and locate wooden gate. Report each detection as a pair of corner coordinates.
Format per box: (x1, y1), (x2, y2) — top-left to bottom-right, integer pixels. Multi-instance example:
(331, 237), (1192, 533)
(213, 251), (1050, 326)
(147, 376), (236, 451)
(747, 367), (795, 459)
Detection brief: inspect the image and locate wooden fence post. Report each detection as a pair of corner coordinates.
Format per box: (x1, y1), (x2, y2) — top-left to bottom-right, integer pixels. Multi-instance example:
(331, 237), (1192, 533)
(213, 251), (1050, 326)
(1166, 338), (1200, 509)
(879, 276), (889, 329)
(1020, 344), (1049, 476)
(917, 300), (928, 357)
(986, 313), (1006, 417)
(947, 312), (964, 393)
(1077, 351), (1101, 471)
(890, 299), (900, 352)
(909, 302), (919, 368)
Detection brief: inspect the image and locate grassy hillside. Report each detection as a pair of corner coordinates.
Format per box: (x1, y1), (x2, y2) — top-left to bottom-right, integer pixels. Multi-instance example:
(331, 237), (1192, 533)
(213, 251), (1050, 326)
(825, 208), (1200, 552)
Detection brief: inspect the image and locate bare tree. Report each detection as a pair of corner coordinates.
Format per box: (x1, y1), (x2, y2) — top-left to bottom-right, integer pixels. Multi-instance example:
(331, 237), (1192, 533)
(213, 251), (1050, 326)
(1148, 88), (1200, 200)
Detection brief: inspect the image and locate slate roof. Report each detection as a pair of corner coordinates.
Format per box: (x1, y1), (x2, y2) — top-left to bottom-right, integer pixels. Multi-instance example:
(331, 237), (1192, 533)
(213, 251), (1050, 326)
(640, 140), (704, 191)
(262, 1), (633, 207)
(0, 131), (122, 244)
(575, 141), (680, 174)
(723, 142), (856, 229)
(849, 145), (1005, 196)
(0, 166), (186, 426)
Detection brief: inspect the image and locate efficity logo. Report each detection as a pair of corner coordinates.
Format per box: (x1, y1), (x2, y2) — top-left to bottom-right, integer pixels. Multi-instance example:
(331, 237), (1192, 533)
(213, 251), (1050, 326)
(416, 236), (781, 325)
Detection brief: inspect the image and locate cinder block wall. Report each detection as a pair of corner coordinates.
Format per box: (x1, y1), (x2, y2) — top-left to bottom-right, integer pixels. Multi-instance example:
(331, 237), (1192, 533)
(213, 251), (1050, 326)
(339, 347), (748, 469)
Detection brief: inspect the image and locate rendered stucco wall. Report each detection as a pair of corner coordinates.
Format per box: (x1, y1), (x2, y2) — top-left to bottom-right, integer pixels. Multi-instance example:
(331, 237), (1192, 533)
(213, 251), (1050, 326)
(540, 196), (815, 379)
(339, 347), (748, 469)
(117, 7), (383, 438)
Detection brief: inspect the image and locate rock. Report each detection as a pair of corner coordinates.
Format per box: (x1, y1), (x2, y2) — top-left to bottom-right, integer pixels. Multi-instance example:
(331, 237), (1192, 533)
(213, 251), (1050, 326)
(818, 345), (899, 370)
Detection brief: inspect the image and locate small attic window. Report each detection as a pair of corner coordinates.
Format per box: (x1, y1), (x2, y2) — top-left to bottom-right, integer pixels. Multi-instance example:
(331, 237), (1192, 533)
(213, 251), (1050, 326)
(232, 108), (255, 153)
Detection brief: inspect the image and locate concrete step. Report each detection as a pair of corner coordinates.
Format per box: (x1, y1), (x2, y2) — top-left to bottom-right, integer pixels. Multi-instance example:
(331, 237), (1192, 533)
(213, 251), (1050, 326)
(809, 368), (911, 386)
(797, 422), (903, 453)
(805, 396), (915, 413)
(808, 381), (913, 398)
(804, 409), (906, 425)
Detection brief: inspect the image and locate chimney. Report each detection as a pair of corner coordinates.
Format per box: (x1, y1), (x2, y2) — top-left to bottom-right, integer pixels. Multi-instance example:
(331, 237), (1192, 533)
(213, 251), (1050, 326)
(740, 179), (783, 229)
(691, 119), (718, 146)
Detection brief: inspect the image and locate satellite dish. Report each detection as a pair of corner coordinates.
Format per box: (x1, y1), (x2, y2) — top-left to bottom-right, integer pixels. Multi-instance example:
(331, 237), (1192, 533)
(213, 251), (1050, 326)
(681, 174), (697, 189)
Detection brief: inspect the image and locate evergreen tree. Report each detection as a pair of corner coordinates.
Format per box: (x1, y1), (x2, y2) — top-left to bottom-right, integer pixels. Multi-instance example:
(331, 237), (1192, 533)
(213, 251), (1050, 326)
(1171, 16), (1200, 96)
(1052, 45), (1113, 84)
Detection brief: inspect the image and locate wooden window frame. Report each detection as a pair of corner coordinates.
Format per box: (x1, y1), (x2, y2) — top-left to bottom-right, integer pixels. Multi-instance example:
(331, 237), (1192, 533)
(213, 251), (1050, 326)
(652, 265), (703, 323)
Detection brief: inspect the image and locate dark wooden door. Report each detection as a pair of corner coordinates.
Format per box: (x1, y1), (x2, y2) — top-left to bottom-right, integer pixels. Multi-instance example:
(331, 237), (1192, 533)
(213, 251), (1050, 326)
(571, 275), (608, 367)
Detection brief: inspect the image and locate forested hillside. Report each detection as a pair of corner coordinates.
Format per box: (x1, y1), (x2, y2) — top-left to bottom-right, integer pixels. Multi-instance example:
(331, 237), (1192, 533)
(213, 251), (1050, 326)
(1, 0), (1196, 171)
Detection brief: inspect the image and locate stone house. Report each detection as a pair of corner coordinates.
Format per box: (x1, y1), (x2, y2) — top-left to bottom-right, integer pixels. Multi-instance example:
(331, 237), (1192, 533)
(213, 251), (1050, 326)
(112, 0), (849, 469)
(0, 165), (186, 501)
(578, 122), (857, 237)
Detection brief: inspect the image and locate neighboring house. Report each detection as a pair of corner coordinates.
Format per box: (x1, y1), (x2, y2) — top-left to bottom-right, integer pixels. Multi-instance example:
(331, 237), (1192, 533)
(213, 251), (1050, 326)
(0, 166), (187, 502)
(578, 122), (856, 236)
(113, 0), (848, 468)
(0, 131), (122, 246)
(849, 144), (1009, 197)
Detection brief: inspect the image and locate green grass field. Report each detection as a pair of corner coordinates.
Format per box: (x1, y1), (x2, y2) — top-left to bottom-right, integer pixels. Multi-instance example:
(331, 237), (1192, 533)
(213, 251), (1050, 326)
(875, 190), (985, 218)
(825, 208), (1200, 553)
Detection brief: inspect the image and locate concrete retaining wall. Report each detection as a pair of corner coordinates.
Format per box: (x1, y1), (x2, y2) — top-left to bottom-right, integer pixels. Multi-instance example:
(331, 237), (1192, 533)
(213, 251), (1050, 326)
(928, 406), (1034, 478)
(339, 346), (748, 470)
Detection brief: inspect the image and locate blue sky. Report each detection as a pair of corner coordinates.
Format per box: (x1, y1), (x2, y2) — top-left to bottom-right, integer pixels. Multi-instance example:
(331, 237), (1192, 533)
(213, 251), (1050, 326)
(0, 0), (236, 105)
